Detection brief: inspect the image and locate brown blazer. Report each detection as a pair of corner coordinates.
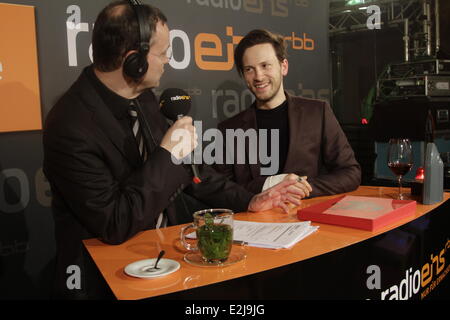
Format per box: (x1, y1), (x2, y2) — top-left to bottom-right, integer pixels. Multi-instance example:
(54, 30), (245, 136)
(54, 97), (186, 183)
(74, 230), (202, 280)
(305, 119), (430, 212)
(215, 93), (361, 197)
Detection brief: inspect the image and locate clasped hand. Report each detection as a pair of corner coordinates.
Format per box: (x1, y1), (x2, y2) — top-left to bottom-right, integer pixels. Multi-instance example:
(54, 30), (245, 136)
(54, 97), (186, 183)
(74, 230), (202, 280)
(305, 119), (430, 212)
(248, 179), (307, 213)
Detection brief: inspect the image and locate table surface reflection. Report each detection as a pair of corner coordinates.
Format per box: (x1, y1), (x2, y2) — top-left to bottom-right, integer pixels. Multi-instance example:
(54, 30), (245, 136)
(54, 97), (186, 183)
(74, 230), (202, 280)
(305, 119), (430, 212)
(83, 186), (450, 300)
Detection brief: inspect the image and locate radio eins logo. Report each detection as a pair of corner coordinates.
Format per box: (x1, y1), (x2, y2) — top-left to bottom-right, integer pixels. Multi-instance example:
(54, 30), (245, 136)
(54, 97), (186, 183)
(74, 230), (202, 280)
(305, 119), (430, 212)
(66, 5), (316, 71)
(366, 239), (450, 300)
(0, 3), (42, 133)
(186, 0), (310, 17)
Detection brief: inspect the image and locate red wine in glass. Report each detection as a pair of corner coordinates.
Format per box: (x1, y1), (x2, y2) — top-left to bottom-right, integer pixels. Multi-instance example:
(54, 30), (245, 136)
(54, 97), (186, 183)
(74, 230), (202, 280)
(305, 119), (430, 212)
(387, 138), (413, 200)
(388, 163), (413, 176)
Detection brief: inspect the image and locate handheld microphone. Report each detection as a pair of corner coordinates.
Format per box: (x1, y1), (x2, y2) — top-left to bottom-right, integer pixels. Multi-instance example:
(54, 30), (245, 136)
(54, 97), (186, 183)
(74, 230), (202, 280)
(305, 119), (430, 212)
(159, 88), (202, 184)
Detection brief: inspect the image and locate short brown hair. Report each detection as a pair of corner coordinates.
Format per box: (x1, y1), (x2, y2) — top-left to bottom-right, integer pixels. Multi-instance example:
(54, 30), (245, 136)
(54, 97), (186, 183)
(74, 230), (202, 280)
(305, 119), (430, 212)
(234, 29), (287, 77)
(92, 1), (167, 72)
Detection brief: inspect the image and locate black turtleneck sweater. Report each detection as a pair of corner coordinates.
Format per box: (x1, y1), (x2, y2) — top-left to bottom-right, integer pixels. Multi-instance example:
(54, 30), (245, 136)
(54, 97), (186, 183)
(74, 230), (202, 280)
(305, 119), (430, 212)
(255, 100), (289, 175)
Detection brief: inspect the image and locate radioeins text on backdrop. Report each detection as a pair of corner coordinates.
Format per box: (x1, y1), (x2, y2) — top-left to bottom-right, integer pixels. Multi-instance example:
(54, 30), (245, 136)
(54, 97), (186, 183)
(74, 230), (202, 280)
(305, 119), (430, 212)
(66, 5), (315, 69)
(186, 0), (310, 17)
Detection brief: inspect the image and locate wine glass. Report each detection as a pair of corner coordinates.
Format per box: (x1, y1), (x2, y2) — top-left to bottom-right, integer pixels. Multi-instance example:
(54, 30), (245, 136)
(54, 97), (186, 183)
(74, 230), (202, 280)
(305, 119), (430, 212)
(387, 138), (413, 200)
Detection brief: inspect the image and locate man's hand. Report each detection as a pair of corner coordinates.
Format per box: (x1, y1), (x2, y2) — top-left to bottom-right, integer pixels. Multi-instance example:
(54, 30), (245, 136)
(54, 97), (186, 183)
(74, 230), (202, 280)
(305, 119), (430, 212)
(248, 180), (304, 213)
(283, 174), (313, 198)
(160, 116), (198, 160)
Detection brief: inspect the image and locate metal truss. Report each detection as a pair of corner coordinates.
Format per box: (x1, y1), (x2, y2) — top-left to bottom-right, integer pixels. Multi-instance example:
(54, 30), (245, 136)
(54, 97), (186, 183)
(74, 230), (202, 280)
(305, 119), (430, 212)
(329, 0), (423, 36)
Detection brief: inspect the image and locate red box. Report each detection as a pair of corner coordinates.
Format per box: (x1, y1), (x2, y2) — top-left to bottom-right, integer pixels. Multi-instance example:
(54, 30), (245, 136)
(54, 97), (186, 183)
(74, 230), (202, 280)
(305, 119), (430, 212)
(297, 195), (417, 231)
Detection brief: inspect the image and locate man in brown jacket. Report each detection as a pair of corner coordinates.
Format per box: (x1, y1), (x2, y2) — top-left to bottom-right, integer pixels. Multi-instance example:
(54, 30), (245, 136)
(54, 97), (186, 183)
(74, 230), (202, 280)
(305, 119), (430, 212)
(214, 29), (361, 198)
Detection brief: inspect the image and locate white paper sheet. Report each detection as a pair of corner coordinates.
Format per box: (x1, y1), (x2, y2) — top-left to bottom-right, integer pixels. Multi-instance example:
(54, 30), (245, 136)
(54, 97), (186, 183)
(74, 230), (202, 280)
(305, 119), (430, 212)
(233, 220), (319, 249)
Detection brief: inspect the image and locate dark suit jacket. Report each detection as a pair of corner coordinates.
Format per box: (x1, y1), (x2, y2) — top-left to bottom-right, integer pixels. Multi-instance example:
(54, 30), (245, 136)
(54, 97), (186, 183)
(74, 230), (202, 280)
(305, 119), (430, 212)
(43, 66), (253, 299)
(214, 93), (361, 197)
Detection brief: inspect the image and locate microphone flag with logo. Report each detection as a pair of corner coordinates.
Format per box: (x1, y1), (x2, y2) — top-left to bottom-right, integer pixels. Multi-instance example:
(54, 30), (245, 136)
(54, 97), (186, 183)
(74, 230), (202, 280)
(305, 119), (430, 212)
(159, 88), (192, 121)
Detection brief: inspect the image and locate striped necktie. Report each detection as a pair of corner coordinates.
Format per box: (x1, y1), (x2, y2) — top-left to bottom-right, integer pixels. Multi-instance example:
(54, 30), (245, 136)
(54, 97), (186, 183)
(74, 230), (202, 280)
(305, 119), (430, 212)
(129, 102), (165, 228)
(129, 102), (147, 161)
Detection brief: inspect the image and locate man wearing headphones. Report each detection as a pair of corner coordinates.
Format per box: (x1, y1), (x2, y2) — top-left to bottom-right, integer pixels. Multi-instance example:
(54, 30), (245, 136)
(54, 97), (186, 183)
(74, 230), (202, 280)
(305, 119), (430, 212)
(43, 1), (303, 299)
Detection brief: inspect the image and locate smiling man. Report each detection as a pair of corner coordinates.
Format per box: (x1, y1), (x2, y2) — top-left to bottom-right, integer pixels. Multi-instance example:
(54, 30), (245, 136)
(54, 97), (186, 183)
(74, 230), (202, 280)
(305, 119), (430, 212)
(215, 29), (361, 198)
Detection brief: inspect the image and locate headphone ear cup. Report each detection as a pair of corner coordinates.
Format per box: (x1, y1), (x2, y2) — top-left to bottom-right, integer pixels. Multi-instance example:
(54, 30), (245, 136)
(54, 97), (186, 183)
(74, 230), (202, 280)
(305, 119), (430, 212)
(123, 52), (149, 79)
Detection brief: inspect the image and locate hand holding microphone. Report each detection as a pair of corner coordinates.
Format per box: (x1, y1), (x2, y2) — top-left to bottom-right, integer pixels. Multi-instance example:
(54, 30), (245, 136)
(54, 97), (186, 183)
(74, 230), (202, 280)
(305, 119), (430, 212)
(159, 88), (202, 184)
(160, 116), (198, 159)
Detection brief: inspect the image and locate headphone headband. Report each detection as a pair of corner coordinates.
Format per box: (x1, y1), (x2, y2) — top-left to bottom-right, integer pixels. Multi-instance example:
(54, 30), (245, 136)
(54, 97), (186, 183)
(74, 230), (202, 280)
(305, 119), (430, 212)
(124, 0), (151, 79)
(127, 0), (150, 55)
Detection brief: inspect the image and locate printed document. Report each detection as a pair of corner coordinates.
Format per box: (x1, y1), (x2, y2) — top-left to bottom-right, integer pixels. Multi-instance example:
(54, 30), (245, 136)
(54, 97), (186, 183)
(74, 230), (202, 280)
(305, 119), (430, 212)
(233, 220), (318, 249)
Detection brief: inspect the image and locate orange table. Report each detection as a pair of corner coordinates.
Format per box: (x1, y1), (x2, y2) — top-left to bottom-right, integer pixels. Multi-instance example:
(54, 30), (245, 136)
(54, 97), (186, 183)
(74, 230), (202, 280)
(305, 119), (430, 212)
(83, 186), (450, 300)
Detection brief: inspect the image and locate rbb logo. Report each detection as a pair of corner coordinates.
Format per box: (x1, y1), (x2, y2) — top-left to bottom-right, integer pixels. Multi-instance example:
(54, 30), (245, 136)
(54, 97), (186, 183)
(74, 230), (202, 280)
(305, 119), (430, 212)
(284, 32), (314, 51)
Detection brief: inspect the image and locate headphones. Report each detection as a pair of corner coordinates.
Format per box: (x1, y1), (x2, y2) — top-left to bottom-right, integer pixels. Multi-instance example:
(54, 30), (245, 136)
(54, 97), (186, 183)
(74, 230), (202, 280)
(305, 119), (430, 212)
(123, 0), (151, 79)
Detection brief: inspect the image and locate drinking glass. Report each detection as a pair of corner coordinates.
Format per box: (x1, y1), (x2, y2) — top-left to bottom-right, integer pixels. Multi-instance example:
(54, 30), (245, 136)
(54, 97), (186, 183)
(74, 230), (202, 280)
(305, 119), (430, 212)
(387, 138), (413, 200)
(180, 209), (233, 263)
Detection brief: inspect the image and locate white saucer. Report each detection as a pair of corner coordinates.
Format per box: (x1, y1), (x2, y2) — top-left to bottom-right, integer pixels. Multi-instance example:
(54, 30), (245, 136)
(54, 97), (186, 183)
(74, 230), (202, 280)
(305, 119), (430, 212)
(124, 258), (180, 279)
